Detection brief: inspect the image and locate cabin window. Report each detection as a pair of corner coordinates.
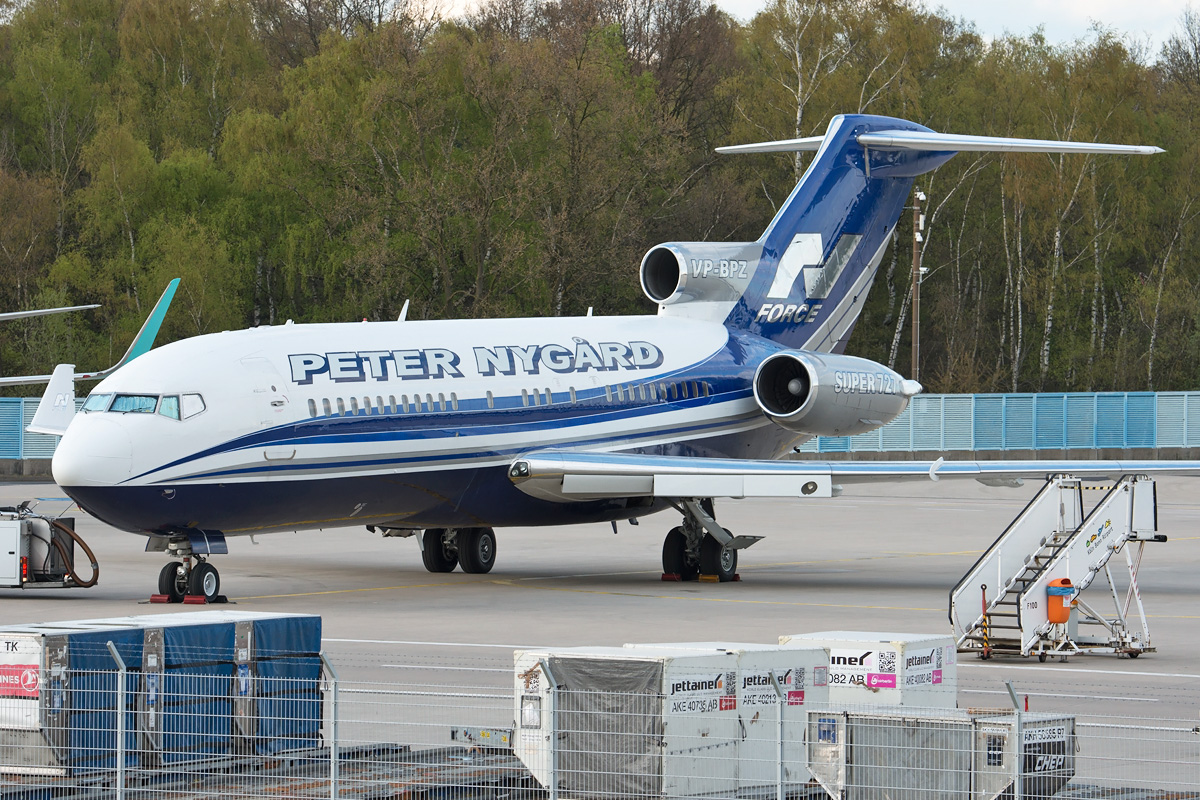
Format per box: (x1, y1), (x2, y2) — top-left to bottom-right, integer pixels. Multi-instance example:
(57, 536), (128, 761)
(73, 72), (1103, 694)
(521, 389), (529, 407)
(604, 386), (612, 402)
(336, 398), (346, 416)
(110, 394), (158, 414)
(701, 383), (710, 397)
(545, 388), (553, 404)
(569, 387), (577, 404)
(533, 388), (543, 406)
(486, 391), (494, 409)
(438, 392), (446, 411)
(363, 396), (372, 414)
(450, 392), (459, 411)
(649, 384), (658, 401)
(350, 397), (360, 415)
(388, 395), (397, 413)
(306, 399), (317, 418)
(425, 393), (434, 412)
(322, 398), (332, 416)
(81, 393), (111, 413)
(376, 396), (384, 413)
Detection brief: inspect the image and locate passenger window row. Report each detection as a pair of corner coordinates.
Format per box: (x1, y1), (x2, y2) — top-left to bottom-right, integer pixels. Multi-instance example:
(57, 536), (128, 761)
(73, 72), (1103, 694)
(305, 381), (712, 419)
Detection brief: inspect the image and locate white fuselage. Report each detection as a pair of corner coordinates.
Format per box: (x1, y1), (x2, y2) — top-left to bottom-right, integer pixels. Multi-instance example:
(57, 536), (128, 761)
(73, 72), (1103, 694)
(53, 315), (798, 536)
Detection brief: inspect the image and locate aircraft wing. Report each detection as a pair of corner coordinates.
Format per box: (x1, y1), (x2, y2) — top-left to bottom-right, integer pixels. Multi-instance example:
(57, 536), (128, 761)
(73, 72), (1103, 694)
(0, 279), (179, 387)
(508, 450), (1200, 502)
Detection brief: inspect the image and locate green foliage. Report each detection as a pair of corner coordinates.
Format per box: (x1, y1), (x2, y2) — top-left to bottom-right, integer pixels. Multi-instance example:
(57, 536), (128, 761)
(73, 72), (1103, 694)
(0, 0), (1198, 393)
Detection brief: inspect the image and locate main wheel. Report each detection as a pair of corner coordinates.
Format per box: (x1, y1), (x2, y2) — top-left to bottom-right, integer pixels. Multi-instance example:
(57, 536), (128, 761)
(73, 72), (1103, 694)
(662, 527), (698, 580)
(188, 562), (221, 601)
(421, 529), (459, 573)
(700, 532), (737, 582)
(458, 527), (497, 574)
(158, 561), (188, 602)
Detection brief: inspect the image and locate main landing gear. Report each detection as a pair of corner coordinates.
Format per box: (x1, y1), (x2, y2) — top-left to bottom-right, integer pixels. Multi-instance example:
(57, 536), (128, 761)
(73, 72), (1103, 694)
(418, 527), (497, 574)
(661, 499), (762, 582)
(150, 536), (226, 603)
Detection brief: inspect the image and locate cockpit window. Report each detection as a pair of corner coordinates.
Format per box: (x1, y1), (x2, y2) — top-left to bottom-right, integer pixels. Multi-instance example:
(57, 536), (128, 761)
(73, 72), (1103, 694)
(158, 395), (181, 420)
(81, 393), (112, 413)
(110, 394), (158, 414)
(181, 393), (206, 419)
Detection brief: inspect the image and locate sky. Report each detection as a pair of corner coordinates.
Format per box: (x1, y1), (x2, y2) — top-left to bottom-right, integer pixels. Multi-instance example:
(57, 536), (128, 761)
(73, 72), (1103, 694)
(712, 0), (1191, 56)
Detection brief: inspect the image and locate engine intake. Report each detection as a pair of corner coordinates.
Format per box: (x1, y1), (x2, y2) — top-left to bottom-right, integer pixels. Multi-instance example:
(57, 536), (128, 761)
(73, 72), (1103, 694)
(753, 350), (920, 437)
(640, 242), (761, 306)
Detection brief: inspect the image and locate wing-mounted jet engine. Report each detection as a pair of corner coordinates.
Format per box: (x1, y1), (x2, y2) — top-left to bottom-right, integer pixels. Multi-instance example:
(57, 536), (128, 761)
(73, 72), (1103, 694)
(753, 350), (922, 437)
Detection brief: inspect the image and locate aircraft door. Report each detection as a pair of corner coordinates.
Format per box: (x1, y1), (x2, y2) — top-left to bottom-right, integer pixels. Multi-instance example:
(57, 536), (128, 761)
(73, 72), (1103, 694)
(240, 357), (291, 428)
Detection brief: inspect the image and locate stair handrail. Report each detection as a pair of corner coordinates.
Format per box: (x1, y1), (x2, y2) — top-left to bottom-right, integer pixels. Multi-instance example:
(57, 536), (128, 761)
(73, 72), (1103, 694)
(949, 477), (1083, 641)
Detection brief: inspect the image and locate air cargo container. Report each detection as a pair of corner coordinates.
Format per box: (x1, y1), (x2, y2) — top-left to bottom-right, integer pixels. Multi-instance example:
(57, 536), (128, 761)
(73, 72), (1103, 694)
(778, 631), (957, 709)
(514, 644), (826, 799)
(0, 611), (321, 777)
(806, 709), (1074, 799)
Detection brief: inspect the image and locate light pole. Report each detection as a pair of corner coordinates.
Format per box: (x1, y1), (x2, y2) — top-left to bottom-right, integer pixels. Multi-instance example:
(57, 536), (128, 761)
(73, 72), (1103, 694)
(911, 189), (926, 382)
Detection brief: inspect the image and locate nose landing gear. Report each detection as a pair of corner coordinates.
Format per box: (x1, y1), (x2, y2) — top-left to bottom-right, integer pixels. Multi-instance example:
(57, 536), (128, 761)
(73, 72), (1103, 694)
(149, 533), (227, 603)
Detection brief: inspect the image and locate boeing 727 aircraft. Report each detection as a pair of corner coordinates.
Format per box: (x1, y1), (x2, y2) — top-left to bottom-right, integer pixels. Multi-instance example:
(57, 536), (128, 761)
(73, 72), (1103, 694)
(43, 113), (1200, 601)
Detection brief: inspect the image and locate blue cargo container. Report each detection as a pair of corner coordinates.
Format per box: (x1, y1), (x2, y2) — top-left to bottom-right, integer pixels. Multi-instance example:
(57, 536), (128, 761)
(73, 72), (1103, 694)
(0, 611), (321, 777)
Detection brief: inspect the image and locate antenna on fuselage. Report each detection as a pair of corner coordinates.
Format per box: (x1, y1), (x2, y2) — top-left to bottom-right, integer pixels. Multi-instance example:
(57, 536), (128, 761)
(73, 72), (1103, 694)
(398, 299), (410, 322)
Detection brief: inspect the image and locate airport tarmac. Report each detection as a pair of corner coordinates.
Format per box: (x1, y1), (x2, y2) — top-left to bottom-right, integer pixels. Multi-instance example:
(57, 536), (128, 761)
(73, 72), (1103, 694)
(3, 476), (1200, 727)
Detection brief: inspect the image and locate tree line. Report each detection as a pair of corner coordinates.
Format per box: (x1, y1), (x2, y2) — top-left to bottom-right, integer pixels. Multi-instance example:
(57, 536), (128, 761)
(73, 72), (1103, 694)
(1, 0), (1198, 393)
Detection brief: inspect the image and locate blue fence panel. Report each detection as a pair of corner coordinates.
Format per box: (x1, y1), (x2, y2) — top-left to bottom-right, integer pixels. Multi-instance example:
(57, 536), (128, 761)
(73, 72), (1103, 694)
(1095, 394), (1127, 448)
(974, 396), (1005, 450)
(1126, 393), (1156, 448)
(1034, 394), (1065, 450)
(0, 399), (21, 459)
(912, 396), (943, 450)
(943, 396), (974, 450)
(817, 436), (851, 452)
(1065, 394), (1097, 449)
(1004, 395), (1034, 450)
(1157, 394), (1187, 447)
(1189, 395), (1200, 447)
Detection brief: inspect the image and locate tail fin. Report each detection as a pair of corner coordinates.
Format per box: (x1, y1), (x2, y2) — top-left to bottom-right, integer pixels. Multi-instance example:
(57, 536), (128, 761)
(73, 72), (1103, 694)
(709, 114), (1161, 353)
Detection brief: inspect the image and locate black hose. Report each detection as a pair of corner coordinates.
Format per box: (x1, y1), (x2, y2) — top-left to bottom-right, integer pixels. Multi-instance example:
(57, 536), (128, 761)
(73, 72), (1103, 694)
(46, 518), (99, 588)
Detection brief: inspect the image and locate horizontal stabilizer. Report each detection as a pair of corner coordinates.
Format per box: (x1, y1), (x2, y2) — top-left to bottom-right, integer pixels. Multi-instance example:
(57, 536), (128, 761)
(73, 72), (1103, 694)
(717, 129), (1162, 157)
(856, 130), (1164, 155)
(0, 304), (99, 322)
(714, 136), (825, 155)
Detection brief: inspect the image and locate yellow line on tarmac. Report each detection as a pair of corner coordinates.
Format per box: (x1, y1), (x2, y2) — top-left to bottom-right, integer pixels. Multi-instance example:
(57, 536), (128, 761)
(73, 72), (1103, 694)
(234, 581), (454, 600)
(487, 578), (941, 612)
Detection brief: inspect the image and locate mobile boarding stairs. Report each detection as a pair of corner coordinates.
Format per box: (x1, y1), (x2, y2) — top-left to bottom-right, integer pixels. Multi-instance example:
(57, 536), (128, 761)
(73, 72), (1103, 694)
(950, 475), (1164, 660)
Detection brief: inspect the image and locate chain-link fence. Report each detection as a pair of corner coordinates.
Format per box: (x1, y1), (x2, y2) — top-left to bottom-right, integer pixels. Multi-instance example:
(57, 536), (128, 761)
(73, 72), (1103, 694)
(2, 643), (1198, 800)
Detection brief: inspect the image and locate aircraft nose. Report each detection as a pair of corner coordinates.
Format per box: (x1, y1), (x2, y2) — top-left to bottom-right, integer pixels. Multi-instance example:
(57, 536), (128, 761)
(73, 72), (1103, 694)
(52, 417), (133, 486)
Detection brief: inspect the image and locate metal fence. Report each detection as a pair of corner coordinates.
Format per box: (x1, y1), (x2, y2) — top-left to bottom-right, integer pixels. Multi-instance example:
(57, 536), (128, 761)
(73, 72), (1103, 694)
(5, 392), (1200, 461)
(796, 391), (1200, 453)
(2, 644), (1198, 799)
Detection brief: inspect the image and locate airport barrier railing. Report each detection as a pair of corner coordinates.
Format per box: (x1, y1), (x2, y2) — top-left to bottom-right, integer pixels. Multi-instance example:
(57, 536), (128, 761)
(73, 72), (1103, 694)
(4, 392), (1200, 461)
(2, 645), (1197, 799)
(795, 390), (1200, 453)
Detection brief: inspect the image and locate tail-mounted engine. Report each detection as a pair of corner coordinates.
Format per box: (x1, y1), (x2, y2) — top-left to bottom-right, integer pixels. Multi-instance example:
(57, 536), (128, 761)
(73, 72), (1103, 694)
(641, 242), (761, 307)
(753, 350), (921, 437)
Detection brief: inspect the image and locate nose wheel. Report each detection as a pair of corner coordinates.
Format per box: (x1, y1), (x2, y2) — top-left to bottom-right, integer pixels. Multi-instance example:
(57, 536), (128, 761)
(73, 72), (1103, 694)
(154, 555), (224, 603)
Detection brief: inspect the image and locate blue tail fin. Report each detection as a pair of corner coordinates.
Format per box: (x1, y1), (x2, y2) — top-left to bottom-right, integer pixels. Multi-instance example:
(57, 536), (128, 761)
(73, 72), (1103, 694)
(642, 114), (1158, 355)
(723, 114), (950, 353)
